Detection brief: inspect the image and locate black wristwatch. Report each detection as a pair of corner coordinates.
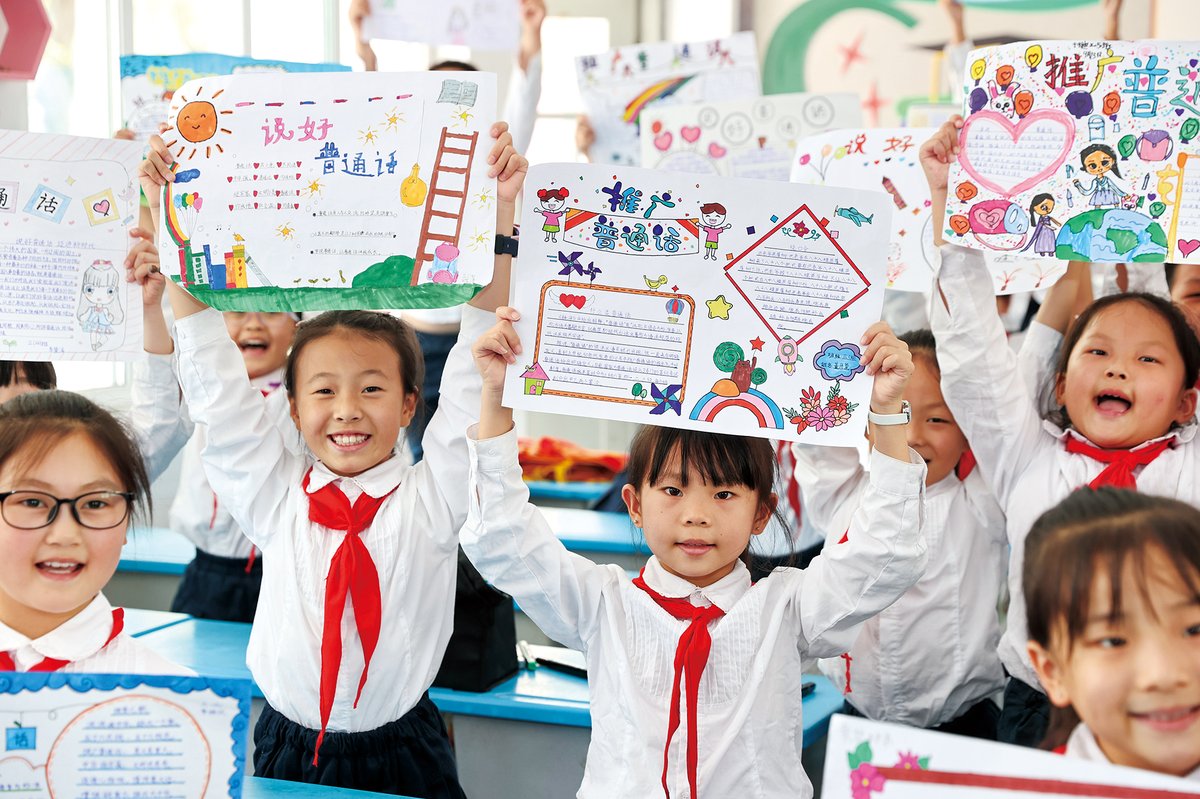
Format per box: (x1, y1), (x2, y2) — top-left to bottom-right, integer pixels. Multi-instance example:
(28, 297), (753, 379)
(494, 233), (519, 257)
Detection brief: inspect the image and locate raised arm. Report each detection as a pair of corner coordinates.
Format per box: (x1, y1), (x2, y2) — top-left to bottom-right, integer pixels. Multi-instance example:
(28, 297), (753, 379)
(791, 444), (866, 542)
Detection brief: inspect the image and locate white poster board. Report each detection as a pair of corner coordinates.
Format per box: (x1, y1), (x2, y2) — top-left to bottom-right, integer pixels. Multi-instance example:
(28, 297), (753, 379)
(360, 0), (520, 50)
(824, 715), (1199, 797)
(640, 92), (862, 182)
(158, 71), (497, 312)
(0, 130), (145, 361)
(503, 162), (892, 446)
(0, 672), (251, 798)
(577, 32), (761, 167)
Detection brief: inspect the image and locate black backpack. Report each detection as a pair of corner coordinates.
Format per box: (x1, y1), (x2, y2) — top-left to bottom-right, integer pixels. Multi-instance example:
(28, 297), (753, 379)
(433, 547), (518, 692)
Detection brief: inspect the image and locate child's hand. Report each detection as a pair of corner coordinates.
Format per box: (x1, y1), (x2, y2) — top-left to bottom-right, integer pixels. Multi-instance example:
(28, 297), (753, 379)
(124, 228), (164, 307)
(488, 122), (529, 203)
(919, 117), (963, 197)
(137, 134), (174, 212)
(472, 307), (523, 395)
(575, 115), (595, 160)
(518, 0), (545, 69)
(348, 0), (378, 70)
(1101, 0), (1122, 39)
(861, 321), (913, 412)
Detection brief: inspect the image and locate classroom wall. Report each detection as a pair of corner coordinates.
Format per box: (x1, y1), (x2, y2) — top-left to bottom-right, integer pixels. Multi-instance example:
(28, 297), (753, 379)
(751, 0), (1197, 127)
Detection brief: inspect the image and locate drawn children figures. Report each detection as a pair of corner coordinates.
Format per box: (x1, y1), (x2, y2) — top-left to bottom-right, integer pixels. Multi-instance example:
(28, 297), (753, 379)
(1072, 144), (1126, 208)
(1023, 192), (1062, 256)
(76, 259), (125, 351)
(536, 187), (569, 242)
(700, 202), (731, 261)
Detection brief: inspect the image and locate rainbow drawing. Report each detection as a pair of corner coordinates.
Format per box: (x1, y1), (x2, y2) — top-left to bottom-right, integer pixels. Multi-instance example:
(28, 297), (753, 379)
(689, 388), (785, 429)
(164, 181), (189, 247)
(623, 75), (696, 124)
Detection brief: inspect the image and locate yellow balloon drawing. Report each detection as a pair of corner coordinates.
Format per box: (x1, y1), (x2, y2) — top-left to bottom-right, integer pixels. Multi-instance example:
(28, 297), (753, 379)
(970, 58), (986, 83)
(401, 163), (428, 207)
(1025, 44), (1043, 71)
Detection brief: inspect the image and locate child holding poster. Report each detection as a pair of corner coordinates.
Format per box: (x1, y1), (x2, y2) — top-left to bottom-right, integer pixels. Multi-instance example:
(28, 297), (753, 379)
(138, 122), (526, 797)
(0, 390), (189, 676)
(793, 327), (1007, 739)
(463, 313), (928, 799)
(1025, 487), (1200, 778)
(922, 117), (1200, 747)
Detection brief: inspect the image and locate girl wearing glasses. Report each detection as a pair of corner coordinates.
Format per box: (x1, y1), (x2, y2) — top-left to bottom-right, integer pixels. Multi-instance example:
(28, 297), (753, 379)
(0, 390), (189, 675)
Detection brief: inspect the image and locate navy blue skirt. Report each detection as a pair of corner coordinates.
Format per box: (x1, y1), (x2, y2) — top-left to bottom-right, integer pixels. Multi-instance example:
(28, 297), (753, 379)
(169, 548), (262, 622)
(253, 695), (467, 798)
(997, 677), (1050, 747)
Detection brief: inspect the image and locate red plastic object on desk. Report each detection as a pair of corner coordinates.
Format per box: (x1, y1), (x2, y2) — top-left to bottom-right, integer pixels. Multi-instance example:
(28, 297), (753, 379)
(518, 436), (627, 483)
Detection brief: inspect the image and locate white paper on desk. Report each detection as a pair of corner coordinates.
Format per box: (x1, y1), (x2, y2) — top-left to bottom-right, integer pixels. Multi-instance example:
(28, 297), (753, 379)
(158, 71), (496, 313)
(640, 93), (861, 182)
(0, 672), (251, 799)
(577, 32), (761, 168)
(360, 0), (519, 51)
(0, 130), (145, 362)
(945, 39), (1200, 265)
(503, 162), (891, 447)
(822, 715), (1200, 798)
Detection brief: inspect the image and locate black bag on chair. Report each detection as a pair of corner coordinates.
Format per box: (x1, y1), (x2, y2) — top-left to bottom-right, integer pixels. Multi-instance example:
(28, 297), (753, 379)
(433, 547), (518, 692)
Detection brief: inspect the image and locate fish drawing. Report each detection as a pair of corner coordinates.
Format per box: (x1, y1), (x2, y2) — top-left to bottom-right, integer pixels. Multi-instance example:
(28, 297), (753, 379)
(835, 206), (874, 227)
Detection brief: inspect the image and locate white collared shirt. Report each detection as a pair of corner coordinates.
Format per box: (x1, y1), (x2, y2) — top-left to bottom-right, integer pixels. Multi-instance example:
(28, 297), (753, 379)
(931, 244), (1200, 690)
(793, 443), (1006, 728)
(172, 305), (488, 732)
(463, 428), (927, 799)
(1064, 724), (1200, 780)
(0, 594), (191, 676)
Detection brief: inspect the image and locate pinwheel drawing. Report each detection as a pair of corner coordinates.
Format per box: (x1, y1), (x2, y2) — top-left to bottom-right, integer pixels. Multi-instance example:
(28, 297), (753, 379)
(650, 383), (683, 416)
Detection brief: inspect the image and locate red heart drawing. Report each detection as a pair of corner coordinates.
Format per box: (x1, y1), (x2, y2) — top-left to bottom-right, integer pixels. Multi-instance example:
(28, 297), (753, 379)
(1179, 239), (1200, 258)
(276, 162), (283, 167)
(653, 131), (673, 151)
(957, 109), (1075, 197)
(253, 175), (258, 181)
(253, 203), (259, 209)
(226, 176), (234, 183)
(276, 203), (282, 209)
(295, 162), (301, 167)
(294, 203), (300, 209)
(971, 206), (1005, 232)
(228, 204), (234, 211)
(92, 199), (111, 216)
(275, 190), (281, 196)
(253, 162), (260, 168)
(295, 173), (302, 179)
(274, 174), (279, 180)
(708, 142), (727, 158)
(559, 293), (585, 309)
(252, 190), (258, 197)
(681, 125), (701, 143)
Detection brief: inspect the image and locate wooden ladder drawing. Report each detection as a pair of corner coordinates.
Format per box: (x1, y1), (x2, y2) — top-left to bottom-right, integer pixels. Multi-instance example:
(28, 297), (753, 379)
(412, 128), (479, 285)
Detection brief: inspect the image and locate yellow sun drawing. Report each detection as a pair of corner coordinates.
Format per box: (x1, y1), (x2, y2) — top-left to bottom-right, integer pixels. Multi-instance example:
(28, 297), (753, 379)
(465, 228), (492, 253)
(472, 187), (495, 209)
(275, 223), (296, 241)
(382, 108), (404, 131)
(449, 107), (474, 128)
(305, 178), (325, 197)
(359, 126), (379, 145)
(165, 85), (234, 160)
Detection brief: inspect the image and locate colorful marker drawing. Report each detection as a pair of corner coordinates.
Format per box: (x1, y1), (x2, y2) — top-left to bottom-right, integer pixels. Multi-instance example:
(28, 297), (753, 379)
(504, 162), (891, 447)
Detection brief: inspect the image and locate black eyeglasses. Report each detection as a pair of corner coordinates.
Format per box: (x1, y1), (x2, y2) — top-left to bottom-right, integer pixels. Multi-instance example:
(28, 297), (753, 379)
(0, 490), (135, 530)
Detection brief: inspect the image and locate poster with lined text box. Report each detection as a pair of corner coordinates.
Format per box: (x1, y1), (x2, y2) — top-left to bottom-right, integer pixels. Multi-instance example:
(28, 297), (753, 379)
(158, 71), (496, 313)
(504, 163), (891, 446)
(0, 130), (145, 361)
(0, 673), (251, 799)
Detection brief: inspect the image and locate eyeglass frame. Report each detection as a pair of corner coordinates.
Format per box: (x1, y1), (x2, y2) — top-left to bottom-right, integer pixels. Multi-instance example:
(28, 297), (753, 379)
(0, 490), (136, 530)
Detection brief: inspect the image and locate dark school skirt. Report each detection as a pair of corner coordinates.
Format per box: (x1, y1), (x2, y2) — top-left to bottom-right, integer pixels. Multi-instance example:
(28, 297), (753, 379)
(169, 549), (262, 622)
(997, 676), (1050, 747)
(253, 695), (467, 798)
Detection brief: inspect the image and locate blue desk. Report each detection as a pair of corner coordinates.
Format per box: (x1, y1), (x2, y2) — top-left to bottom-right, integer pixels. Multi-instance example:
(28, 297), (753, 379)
(538, 507), (647, 556)
(244, 777), (410, 797)
(121, 527), (196, 573)
(123, 607), (192, 637)
(525, 480), (612, 508)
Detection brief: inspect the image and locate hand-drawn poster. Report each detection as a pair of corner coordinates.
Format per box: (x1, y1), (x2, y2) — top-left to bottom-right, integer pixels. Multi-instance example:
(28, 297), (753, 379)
(0, 130), (145, 361)
(792, 128), (937, 293)
(360, 0), (520, 51)
(823, 715), (1200, 798)
(120, 53), (349, 141)
(158, 72), (497, 312)
(503, 163), (892, 446)
(577, 33), (761, 168)
(947, 40), (1200, 264)
(0, 672), (251, 799)
(639, 92), (861, 182)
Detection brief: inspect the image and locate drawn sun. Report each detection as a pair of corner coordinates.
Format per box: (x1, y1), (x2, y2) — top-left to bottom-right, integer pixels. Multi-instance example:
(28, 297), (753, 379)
(166, 85), (233, 160)
(275, 223), (296, 241)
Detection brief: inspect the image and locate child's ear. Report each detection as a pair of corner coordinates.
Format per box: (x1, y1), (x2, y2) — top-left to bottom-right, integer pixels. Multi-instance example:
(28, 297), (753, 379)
(751, 493), (778, 536)
(1027, 640), (1073, 709)
(399, 390), (418, 427)
(621, 483), (642, 527)
(288, 395), (301, 430)
(1053, 372), (1067, 409)
(1173, 387), (1198, 426)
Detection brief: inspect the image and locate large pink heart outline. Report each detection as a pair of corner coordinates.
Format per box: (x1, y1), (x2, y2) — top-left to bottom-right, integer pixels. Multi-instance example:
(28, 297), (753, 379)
(957, 109), (1076, 198)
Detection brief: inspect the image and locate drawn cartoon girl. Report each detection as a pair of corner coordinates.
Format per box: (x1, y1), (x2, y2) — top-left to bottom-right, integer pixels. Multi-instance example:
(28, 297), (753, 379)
(1072, 144), (1125, 209)
(1022, 192), (1062, 256)
(536, 187), (569, 243)
(76, 259), (125, 351)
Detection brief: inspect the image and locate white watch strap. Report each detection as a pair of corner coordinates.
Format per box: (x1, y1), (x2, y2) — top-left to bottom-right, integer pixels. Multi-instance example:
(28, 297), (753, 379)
(868, 400), (911, 426)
